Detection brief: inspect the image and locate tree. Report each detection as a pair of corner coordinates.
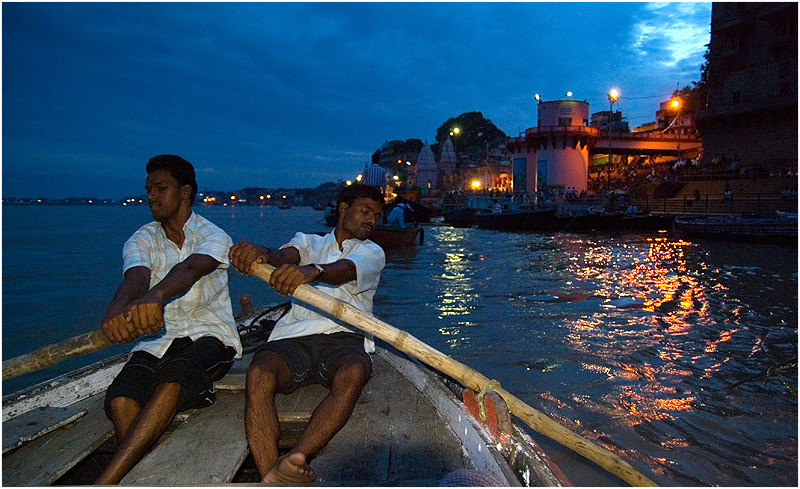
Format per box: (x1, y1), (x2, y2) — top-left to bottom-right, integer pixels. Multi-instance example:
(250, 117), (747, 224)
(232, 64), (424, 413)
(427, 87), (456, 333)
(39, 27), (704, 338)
(673, 48), (710, 113)
(434, 112), (507, 149)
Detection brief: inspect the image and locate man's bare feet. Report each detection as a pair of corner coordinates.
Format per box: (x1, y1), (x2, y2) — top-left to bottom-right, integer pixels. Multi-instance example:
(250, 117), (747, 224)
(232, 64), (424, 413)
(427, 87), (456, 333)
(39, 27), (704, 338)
(262, 452), (317, 483)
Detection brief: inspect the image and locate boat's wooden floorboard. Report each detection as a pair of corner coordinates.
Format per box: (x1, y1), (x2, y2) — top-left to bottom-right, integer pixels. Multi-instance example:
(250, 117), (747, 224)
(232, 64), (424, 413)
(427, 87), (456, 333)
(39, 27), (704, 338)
(2, 404), (88, 454)
(310, 353), (468, 484)
(2, 394), (113, 486)
(121, 390), (248, 485)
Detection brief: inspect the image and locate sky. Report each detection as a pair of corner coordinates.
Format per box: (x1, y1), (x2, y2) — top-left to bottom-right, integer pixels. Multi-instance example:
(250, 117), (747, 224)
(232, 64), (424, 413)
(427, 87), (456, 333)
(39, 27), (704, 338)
(2, 2), (712, 199)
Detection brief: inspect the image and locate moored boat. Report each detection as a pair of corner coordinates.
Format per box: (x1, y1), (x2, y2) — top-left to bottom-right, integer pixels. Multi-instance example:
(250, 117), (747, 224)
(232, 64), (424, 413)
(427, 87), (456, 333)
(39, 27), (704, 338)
(673, 213), (798, 245)
(473, 208), (557, 232)
(2, 302), (568, 486)
(551, 211), (625, 232)
(368, 224), (423, 249)
(441, 206), (477, 228)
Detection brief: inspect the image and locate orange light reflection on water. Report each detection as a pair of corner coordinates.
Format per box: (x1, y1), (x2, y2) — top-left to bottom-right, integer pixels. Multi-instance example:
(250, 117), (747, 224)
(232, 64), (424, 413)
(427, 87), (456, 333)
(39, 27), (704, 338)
(561, 236), (715, 432)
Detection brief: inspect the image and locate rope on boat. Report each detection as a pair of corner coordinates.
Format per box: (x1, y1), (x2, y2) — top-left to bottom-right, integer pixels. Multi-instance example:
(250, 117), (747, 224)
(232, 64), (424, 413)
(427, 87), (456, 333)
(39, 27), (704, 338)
(476, 379), (502, 422)
(238, 302), (291, 353)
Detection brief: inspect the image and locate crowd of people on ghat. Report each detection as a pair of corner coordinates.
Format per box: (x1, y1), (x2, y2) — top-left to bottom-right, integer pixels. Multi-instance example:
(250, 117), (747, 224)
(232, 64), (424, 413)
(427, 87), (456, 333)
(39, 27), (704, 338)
(95, 154), (388, 484)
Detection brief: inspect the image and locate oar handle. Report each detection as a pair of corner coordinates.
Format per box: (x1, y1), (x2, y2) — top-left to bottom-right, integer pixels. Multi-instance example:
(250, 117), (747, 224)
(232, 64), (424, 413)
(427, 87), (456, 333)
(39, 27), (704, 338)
(2, 329), (113, 381)
(249, 262), (657, 486)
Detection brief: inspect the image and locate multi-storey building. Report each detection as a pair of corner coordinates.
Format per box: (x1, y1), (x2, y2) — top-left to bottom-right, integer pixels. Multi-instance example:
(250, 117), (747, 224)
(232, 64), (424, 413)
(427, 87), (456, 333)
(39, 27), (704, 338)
(695, 2), (797, 173)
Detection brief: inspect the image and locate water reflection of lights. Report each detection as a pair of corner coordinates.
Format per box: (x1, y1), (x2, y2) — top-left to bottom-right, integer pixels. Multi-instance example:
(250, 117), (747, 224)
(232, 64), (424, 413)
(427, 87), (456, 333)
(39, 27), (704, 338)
(555, 237), (724, 428)
(435, 237), (478, 324)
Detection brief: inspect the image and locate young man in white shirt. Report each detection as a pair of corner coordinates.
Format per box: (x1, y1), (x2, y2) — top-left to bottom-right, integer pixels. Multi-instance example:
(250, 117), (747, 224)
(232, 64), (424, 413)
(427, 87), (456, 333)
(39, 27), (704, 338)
(96, 155), (241, 484)
(228, 183), (385, 484)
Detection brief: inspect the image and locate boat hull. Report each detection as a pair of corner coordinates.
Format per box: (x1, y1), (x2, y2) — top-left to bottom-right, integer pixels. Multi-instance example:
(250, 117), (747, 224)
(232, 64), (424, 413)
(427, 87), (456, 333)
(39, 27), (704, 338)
(441, 207), (477, 228)
(473, 209), (557, 232)
(674, 215), (798, 244)
(3, 303), (566, 486)
(369, 225), (421, 249)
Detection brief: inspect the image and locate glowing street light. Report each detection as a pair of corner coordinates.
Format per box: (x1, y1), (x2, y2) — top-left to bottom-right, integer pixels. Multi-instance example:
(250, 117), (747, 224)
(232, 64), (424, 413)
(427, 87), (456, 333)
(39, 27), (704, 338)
(607, 88), (620, 190)
(534, 93), (541, 101)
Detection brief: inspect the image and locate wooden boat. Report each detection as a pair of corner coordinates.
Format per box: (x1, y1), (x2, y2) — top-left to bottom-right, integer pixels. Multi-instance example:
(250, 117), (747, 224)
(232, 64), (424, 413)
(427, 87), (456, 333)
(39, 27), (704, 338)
(368, 225), (423, 249)
(620, 212), (675, 231)
(551, 212), (625, 232)
(473, 209), (557, 232)
(2, 302), (569, 486)
(673, 214), (798, 245)
(441, 206), (477, 228)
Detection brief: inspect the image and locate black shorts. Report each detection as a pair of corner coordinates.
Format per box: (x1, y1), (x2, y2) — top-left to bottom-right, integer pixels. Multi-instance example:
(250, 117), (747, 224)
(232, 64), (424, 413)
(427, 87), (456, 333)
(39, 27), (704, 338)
(105, 336), (236, 418)
(260, 332), (372, 394)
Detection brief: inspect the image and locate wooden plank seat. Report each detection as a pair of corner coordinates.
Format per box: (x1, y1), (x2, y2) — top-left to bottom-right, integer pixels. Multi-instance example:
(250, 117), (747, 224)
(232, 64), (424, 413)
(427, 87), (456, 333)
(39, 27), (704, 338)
(2, 394), (114, 486)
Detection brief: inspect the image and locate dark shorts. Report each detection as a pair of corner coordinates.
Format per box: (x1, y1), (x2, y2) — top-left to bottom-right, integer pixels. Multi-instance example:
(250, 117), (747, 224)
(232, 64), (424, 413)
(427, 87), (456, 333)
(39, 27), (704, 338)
(104, 336), (236, 418)
(259, 332), (372, 394)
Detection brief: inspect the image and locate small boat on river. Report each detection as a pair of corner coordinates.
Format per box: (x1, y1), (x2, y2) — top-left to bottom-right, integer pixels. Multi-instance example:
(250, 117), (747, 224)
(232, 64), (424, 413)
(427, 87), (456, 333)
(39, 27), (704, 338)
(473, 208), (557, 232)
(441, 206), (477, 228)
(550, 212), (625, 232)
(2, 302), (568, 486)
(368, 224), (423, 249)
(673, 213), (798, 245)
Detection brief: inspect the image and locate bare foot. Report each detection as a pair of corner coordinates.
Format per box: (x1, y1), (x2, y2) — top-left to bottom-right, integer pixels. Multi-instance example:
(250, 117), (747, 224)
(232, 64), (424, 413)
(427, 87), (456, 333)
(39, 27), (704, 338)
(262, 452), (316, 483)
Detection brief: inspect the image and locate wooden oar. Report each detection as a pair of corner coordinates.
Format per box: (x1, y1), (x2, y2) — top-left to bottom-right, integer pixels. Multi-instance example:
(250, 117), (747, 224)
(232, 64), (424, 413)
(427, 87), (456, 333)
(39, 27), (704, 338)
(249, 262), (657, 487)
(2, 330), (113, 381)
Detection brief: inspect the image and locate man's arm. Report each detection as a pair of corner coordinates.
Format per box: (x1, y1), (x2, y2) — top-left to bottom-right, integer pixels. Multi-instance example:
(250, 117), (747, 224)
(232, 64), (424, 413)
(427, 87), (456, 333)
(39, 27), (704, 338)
(102, 266), (151, 344)
(229, 241), (357, 296)
(123, 253), (222, 337)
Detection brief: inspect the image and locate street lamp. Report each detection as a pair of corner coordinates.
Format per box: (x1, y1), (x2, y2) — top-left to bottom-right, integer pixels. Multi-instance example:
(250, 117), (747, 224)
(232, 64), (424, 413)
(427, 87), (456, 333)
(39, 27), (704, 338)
(662, 97), (682, 133)
(607, 89), (620, 190)
(449, 127), (460, 189)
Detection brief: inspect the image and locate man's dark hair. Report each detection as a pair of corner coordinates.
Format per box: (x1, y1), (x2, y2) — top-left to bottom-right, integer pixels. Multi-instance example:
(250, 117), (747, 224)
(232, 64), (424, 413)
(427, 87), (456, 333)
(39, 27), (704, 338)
(337, 183), (384, 210)
(146, 154), (198, 204)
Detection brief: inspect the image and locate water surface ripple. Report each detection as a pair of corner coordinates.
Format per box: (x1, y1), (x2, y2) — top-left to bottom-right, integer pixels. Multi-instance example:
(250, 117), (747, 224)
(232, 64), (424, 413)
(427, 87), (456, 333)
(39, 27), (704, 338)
(2, 205), (796, 486)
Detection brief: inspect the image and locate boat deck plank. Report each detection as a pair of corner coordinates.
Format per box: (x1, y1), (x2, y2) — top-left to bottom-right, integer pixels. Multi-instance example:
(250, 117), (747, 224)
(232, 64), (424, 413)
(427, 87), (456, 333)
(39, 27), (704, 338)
(121, 390), (248, 485)
(2, 394), (113, 486)
(121, 376), (328, 485)
(2, 404), (88, 454)
(310, 353), (468, 484)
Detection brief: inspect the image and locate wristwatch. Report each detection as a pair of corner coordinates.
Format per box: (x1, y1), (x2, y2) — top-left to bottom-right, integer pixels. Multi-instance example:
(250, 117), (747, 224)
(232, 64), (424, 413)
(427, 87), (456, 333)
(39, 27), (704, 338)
(310, 263), (325, 280)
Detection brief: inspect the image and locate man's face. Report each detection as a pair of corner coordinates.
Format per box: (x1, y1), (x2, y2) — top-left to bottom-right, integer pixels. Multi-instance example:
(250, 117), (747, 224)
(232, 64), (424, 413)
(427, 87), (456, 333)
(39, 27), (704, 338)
(145, 169), (188, 222)
(338, 197), (382, 241)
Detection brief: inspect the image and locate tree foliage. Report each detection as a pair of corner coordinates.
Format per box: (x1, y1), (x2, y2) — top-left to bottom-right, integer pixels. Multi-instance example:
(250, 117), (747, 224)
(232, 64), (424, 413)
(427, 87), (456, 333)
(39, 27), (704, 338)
(673, 48), (710, 113)
(434, 111), (507, 149)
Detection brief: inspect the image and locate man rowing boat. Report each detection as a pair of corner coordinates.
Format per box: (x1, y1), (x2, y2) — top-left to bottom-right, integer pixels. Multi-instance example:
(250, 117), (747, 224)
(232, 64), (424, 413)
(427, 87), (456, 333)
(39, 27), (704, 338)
(228, 183), (385, 483)
(95, 155), (241, 484)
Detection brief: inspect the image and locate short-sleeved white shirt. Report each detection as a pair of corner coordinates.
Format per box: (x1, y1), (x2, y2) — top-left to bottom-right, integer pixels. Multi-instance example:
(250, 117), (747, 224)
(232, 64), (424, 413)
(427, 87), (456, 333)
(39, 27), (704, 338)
(268, 231), (385, 353)
(122, 211), (242, 358)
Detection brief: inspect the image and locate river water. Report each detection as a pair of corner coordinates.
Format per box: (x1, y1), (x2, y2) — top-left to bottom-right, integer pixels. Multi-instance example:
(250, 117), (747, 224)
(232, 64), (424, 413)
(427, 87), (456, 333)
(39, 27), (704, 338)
(2, 205), (797, 486)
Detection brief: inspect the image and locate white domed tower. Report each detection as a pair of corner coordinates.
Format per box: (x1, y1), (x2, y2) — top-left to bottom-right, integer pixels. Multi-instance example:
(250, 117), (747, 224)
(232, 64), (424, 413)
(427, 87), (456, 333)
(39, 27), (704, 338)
(507, 98), (599, 193)
(438, 138), (456, 190)
(416, 142), (438, 194)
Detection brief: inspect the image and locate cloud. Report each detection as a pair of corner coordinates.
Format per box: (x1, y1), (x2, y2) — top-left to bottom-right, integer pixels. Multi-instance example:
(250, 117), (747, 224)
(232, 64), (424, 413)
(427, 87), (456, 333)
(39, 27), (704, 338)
(632, 3), (711, 68)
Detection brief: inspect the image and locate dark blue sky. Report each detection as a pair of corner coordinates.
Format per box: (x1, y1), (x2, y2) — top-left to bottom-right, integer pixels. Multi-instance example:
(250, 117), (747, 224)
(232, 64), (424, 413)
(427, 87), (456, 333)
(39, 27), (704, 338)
(2, 2), (711, 199)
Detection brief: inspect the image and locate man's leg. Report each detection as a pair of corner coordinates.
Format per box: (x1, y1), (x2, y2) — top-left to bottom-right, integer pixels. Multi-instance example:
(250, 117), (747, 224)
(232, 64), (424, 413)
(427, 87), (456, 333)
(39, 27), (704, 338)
(263, 353), (371, 483)
(245, 349), (293, 481)
(107, 396), (142, 443)
(95, 382), (181, 485)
